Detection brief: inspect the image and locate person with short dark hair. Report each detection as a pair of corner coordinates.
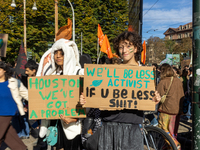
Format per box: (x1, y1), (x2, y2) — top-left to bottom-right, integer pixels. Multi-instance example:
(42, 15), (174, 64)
(25, 59), (38, 77)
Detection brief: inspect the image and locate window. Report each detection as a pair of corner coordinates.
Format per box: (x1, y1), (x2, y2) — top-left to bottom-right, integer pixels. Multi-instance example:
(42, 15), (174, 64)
(170, 35), (173, 40)
(179, 25), (182, 30)
(178, 34), (181, 39)
(185, 33), (188, 38)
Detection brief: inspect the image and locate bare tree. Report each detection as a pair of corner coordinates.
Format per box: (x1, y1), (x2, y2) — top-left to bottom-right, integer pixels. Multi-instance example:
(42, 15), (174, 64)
(146, 36), (167, 64)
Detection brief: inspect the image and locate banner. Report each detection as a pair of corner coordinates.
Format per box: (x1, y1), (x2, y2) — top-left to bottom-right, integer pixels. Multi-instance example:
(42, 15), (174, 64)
(28, 75), (86, 119)
(166, 54), (180, 65)
(15, 41), (27, 78)
(0, 34), (8, 57)
(84, 64), (156, 111)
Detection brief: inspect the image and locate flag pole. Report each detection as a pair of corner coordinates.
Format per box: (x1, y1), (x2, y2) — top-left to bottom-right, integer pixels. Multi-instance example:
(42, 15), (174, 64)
(97, 51), (101, 64)
(97, 38), (100, 64)
(81, 32), (82, 55)
(97, 38), (99, 59)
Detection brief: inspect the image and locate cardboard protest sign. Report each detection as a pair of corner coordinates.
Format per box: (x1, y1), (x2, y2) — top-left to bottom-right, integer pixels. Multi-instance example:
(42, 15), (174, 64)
(84, 64), (156, 111)
(28, 75), (86, 119)
(0, 34), (8, 57)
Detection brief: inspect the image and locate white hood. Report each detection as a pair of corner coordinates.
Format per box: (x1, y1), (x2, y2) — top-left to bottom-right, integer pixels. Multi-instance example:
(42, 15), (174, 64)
(36, 39), (84, 76)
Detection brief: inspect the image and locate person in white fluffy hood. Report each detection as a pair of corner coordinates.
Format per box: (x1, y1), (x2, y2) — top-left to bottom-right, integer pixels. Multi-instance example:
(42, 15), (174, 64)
(36, 38), (84, 150)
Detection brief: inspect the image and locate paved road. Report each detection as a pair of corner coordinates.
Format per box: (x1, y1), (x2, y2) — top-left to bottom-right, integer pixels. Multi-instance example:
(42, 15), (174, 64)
(0, 117), (192, 150)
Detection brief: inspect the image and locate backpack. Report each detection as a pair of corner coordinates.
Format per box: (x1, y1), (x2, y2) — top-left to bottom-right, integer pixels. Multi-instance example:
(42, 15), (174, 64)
(80, 54), (92, 68)
(43, 120), (58, 146)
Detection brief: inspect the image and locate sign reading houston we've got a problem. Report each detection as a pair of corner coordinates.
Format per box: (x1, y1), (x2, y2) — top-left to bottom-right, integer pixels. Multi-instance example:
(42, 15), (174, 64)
(84, 64), (156, 111)
(28, 75), (86, 119)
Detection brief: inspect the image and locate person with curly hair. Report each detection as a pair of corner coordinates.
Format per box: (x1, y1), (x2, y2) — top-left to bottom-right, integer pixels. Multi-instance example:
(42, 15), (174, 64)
(80, 31), (161, 150)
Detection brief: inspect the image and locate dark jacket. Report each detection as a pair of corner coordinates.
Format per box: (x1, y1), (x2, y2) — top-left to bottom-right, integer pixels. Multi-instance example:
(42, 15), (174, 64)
(157, 77), (184, 115)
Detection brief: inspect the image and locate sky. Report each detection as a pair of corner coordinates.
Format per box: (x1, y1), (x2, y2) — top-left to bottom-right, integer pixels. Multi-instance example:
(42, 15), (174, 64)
(142, 0), (192, 41)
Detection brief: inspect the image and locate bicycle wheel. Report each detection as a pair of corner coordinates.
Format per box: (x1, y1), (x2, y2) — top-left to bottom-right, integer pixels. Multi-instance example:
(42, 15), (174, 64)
(143, 126), (177, 150)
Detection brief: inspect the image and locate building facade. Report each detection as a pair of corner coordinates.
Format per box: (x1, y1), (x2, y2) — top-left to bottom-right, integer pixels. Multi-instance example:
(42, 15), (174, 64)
(164, 22), (192, 41)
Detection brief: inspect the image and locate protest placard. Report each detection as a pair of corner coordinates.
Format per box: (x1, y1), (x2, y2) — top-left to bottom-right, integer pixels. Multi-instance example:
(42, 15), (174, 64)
(28, 75), (86, 119)
(84, 64), (156, 111)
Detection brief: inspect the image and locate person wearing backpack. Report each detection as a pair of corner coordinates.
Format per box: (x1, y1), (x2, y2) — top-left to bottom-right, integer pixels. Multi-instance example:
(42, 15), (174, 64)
(0, 61), (28, 150)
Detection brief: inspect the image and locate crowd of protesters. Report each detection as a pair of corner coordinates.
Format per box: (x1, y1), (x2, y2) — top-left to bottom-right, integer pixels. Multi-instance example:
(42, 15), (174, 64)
(0, 30), (191, 150)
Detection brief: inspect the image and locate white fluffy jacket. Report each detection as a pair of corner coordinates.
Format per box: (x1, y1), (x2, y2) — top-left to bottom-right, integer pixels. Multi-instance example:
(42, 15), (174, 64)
(37, 39), (84, 140)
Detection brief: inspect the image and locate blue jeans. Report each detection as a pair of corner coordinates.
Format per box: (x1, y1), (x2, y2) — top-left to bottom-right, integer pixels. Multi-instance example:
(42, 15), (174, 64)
(146, 114), (158, 126)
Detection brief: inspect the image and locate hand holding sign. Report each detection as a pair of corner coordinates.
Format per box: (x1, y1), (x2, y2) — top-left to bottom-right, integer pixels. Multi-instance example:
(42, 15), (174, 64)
(80, 93), (86, 105)
(60, 114), (77, 124)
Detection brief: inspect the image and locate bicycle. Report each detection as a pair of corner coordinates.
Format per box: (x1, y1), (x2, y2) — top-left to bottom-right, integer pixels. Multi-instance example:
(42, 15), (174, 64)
(143, 122), (177, 150)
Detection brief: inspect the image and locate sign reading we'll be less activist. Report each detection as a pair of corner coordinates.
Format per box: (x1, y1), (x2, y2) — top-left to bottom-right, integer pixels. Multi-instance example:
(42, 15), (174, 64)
(28, 75), (86, 120)
(84, 64), (156, 111)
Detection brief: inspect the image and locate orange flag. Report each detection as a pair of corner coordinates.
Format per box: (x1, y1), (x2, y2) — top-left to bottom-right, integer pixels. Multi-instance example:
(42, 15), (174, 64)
(98, 24), (104, 47)
(141, 40), (146, 64)
(100, 34), (113, 59)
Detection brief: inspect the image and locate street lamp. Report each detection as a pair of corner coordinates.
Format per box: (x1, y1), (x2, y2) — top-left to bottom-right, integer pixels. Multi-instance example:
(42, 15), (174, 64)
(67, 0), (75, 42)
(11, 0), (37, 56)
(55, 0), (75, 42)
(32, 1), (37, 11)
(11, 0), (16, 7)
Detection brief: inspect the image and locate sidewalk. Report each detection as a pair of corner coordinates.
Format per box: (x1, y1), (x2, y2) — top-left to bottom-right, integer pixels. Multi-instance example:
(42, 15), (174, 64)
(0, 118), (192, 150)
(177, 117), (192, 150)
